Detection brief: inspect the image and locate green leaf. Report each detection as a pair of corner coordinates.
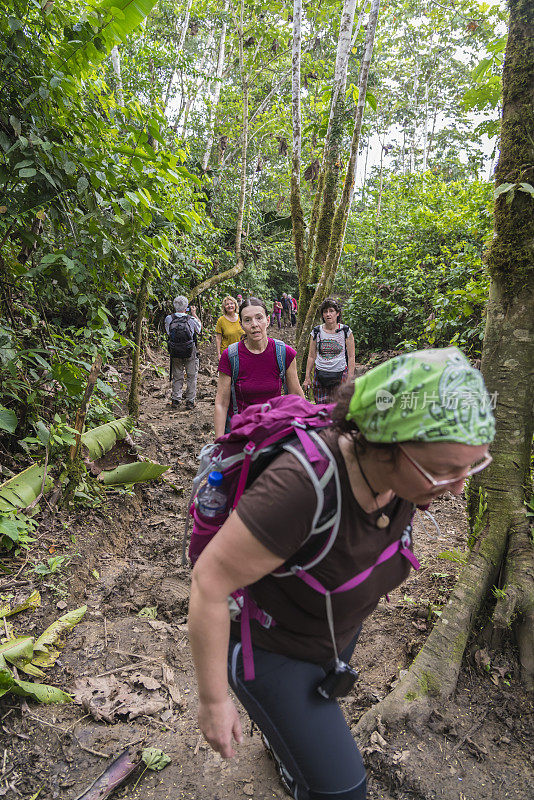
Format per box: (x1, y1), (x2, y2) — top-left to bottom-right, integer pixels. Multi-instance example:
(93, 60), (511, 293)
(80, 417), (134, 459)
(35, 420), (50, 445)
(34, 606), (87, 653)
(10, 676), (72, 704)
(0, 637), (34, 669)
(19, 168), (37, 178)
(518, 182), (534, 195)
(8, 16), (23, 31)
(0, 589), (41, 618)
(60, 0), (159, 78)
(0, 406), (17, 434)
(99, 460), (169, 486)
(494, 182), (515, 198)
(365, 91), (377, 111)
(141, 747), (171, 771)
(0, 519), (21, 542)
(0, 464), (53, 513)
(77, 176), (89, 193)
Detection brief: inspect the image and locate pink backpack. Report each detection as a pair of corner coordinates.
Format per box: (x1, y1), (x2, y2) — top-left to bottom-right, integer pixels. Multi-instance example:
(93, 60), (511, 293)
(182, 395), (420, 680)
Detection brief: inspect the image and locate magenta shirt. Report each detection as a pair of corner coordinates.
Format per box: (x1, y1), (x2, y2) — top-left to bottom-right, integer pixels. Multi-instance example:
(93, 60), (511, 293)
(218, 338), (297, 415)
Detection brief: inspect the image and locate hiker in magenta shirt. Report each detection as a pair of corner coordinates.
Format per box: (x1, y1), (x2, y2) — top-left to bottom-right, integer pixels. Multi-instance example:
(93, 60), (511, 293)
(214, 297), (304, 437)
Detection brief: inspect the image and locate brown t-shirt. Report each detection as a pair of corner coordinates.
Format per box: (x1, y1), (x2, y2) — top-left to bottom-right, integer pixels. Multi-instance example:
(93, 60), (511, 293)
(233, 431), (416, 664)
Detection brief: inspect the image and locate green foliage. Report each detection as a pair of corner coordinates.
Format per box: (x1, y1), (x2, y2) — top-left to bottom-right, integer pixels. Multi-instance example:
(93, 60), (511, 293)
(340, 174), (492, 357)
(33, 556), (68, 577)
(0, 0), (207, 466)
(0, 510), (37, 552)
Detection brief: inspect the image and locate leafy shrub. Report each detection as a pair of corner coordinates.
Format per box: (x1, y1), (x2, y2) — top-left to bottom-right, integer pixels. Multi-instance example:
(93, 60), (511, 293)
(340, 173), (493, 357)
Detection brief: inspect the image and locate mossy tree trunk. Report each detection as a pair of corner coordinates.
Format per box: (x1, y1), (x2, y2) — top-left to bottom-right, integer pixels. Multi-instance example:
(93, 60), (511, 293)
(293, 0), (360, 347)
(355, 0), (534, 744)
(294, 0), (381, 375)
(128, 266), (150, 420)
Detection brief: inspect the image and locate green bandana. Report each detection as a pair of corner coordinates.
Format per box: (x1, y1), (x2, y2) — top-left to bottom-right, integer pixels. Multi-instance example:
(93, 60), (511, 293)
(346, 347), (495, 445)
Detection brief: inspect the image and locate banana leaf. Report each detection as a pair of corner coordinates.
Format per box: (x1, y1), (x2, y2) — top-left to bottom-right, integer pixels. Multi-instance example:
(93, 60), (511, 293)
(0, 664), (71, 704)
(0, 589), (41, 619)
(0, 465), (52, 512)
(99, 460), (169, 486)
(60, 0), (159, 78)
(81, 417), (133, 459)
(34, 605), (87, 653)
(0, 636), (45, 677)
(31, 646), (60, 670)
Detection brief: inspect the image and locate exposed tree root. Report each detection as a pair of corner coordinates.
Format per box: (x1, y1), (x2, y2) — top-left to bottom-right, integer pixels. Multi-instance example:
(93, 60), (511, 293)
(355, 514), (507, 742)
(493, 521), (534, 690)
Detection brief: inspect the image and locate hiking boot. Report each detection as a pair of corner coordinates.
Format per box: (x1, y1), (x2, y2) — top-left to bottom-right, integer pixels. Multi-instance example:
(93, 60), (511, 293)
(185, 400), (195, 410)
(170, 399), (181, 409)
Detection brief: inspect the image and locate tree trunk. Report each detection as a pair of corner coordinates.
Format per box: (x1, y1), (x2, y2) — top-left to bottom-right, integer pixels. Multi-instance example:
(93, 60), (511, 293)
(180, 30), (215, 136)
(110, 46), (124, 108)
(372, 142), (385, 262)
(296, 0), (381, 367)
(355, 0), (534, 745)
(128, 267), (150, 420)
(202, 5), (228, 172)
(164, 0), (193, 113)
(307, 0), (358, 277)
(476, 0), (534, 687)
(361, 138), (370, 202)
(293, 0), (360, 342)
(422, 81), (429, 171)
(232, 0), (248, 275)
(290, 0), (306, 297)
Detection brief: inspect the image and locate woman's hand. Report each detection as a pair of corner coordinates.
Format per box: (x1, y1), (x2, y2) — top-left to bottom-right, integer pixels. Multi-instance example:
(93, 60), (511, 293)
(303, 376), (311, 390)
(198, 697), (243, 758)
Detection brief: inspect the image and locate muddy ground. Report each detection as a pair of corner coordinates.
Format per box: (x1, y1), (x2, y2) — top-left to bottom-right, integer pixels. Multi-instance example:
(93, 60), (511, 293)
(0, 332), (532, 800)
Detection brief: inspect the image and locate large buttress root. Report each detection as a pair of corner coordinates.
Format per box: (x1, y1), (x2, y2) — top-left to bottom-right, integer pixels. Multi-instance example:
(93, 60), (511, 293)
(493, 522), (534, 690)
(355, 510), (507, 740)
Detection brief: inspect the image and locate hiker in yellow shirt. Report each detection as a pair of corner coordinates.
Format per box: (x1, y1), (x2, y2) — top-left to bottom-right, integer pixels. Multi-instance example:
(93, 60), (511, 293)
(215, 295), (244, 358)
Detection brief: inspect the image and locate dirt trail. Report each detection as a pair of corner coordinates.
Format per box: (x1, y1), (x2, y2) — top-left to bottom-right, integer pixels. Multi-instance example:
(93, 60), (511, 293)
(1, 333), (532, 800)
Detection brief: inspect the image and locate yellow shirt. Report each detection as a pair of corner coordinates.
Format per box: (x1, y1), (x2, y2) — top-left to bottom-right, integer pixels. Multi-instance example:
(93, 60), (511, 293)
(215, 315), (243, 352)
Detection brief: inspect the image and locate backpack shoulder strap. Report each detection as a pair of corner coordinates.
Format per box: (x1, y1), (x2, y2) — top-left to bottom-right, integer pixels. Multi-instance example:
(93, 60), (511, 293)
(227, 341), (240, 415)
(312, 325), (320, 340)
(341, 324), (350, 339)
(272, 339), (287, 393)
(273, 430), (342, 577)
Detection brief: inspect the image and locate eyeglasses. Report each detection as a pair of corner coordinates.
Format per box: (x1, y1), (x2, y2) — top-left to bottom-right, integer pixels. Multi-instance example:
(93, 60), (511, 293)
(398, 445), (492, 488)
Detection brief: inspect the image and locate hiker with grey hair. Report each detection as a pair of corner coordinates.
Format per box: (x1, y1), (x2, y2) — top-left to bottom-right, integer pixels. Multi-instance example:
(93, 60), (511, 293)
(165, 295), (202, 410)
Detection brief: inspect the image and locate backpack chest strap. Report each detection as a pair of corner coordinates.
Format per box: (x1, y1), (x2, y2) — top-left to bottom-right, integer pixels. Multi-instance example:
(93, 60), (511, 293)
(290, 530), (420, 596)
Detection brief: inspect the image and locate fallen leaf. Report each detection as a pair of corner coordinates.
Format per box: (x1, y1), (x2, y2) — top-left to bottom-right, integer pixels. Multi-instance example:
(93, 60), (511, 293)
(137, 606), (157, 619)
(142, 747), (171, 770)
(162, 664), (186, 709)
(73, 675), (166, 722)
(369, 730), (388, 751)
(131, 673), (161, 691)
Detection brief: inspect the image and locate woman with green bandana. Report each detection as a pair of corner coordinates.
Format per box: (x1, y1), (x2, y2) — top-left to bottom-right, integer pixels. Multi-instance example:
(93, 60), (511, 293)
(189, 347), (495, 800)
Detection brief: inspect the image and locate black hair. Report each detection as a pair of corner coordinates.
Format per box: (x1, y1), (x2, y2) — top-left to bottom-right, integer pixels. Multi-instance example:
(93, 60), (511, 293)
(320, 297), (341, 322)
(331, 381), (399, 462)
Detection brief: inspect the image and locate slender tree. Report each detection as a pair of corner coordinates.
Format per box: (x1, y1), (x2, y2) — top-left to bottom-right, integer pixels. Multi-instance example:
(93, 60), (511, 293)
(202, 4), (229, 171)
(294, 0), (381, 371)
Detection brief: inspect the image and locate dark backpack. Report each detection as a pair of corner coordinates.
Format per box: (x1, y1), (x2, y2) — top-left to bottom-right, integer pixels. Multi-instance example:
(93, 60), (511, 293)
(168, 314), (196, 359)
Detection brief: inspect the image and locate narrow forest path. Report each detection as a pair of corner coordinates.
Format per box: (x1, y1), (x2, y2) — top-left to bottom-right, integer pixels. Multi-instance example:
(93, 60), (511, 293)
(2, 333), (532, 800)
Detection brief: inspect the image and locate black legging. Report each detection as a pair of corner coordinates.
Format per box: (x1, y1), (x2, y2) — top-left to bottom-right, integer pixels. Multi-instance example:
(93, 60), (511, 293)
(228, 634), (366, 799)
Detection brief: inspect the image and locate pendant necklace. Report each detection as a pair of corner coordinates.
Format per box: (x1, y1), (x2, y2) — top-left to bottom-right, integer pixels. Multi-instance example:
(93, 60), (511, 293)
(353, 449), (391, 529)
